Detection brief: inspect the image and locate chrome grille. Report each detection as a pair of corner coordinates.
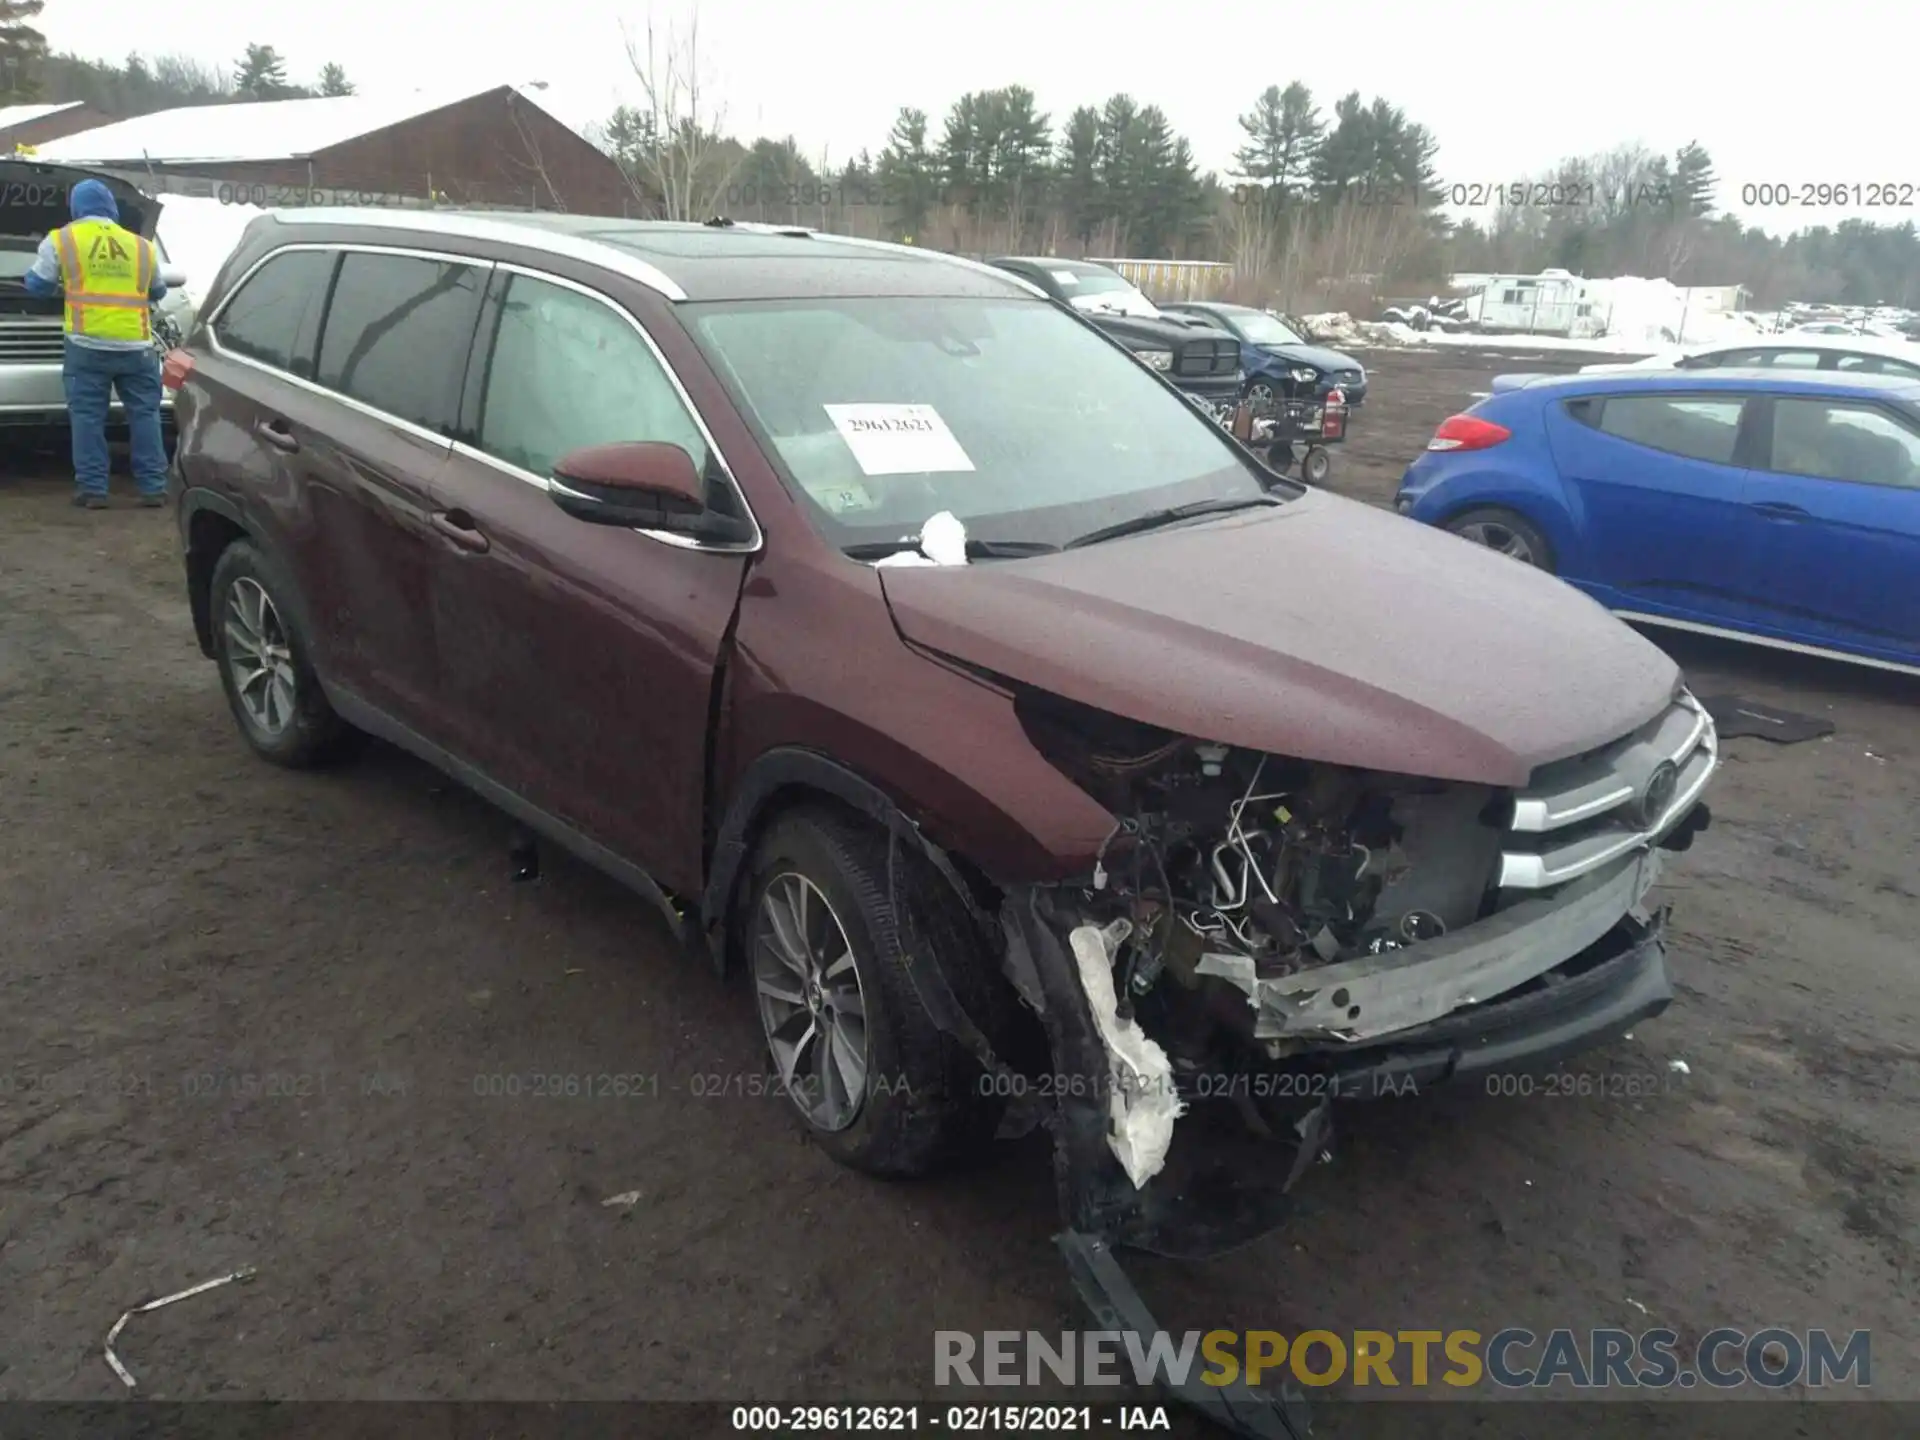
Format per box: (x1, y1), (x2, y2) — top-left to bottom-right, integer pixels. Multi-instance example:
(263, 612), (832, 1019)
(0, 321), (65, 364)
(1497, 691), (1716, 890)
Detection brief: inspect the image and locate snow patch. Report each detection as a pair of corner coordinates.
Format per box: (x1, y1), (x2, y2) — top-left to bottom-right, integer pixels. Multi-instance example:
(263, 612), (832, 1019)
(155, 195), (267, 310)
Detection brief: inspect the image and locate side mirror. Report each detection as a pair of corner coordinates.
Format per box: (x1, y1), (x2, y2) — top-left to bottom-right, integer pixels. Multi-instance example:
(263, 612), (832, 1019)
(550, 441), (708, 531)
(160, 264), (189, 288)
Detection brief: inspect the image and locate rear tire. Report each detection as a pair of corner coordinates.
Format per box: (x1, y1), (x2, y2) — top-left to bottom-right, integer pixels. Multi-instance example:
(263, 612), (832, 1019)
(209, 540), (353, 768)
(741, 808), (1005, 1178)
(1301, 447), (1332, 483)
(1444, 506), (1555, 572)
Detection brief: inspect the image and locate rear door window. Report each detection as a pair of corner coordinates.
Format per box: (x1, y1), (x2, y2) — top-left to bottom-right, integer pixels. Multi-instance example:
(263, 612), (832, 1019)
(315, 251), (488, 433)
(1767, 399), (1920, 489)
(212, 249), (336, 376)
(1594, 395), (1744, 464)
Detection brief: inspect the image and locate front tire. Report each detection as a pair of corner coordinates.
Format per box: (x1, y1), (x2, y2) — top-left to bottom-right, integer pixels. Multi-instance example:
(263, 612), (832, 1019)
(1444, 506), (1555, 572)
(742, 808), (1004, 1177)
(209, 540), (352, 767)
(1301, 447), (1332, 483)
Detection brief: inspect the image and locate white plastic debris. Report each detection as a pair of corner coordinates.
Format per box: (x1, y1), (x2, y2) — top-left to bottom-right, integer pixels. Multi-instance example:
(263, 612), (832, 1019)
(601, 1190), (643, 1208)
(104, 1266), (256, 1388)
(1668, 1059), (1690, 1075)
(1627, 1298), (1649, 1315)
(872, 510), (969, 567)
(1068, 920), (1186, 1188)
(1195, 952), (1261, 1009)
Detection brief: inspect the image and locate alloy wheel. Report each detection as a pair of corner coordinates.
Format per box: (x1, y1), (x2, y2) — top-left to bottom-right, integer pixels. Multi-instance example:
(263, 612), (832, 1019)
(224, 577), (297, 735)
(1455, 520), (1540, 566)
(752, 872), (871, 1132)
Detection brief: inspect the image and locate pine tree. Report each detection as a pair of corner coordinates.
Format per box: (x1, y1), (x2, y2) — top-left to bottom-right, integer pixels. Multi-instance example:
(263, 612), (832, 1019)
(233, 43), (291, 101)
(876, 107), (937, 241)
(1231, 82), (1322, 203)
(318, 62), (354, 97)
(1310, 91), (1372, 197)
(0, 0), (47, 101)
(1673, 141), (1716, 218)
(1054, 106), (1102, 246)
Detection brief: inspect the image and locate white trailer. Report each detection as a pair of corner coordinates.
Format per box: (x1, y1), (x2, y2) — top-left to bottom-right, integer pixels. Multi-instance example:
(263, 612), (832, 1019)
(1459, 269), (1603, 336)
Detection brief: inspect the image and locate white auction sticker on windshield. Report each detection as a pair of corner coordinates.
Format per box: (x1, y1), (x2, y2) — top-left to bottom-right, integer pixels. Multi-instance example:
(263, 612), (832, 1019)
(824, 404), (975, 476)
(1051, 270), (1079, 285)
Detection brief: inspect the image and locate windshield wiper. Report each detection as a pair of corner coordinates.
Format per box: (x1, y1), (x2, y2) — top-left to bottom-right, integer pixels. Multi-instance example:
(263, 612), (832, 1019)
(844, 537), (1060, 562)
(1063, 495), (1284, 550)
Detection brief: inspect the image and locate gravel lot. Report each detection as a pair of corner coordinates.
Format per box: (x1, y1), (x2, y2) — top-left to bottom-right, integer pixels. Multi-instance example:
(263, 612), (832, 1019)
(2, 346), (1916, 1431)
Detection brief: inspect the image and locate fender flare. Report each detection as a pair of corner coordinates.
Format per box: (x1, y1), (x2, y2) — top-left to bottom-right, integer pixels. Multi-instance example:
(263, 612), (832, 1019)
(180, 487), (251, 656)
(179, 488), (320, 661)
(699, 746), (995, 972)
(699, 747), (1014, 1086)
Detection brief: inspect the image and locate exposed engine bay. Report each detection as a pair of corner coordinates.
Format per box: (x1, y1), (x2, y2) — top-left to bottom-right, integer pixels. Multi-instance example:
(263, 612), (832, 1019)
(1019, 688), (1506, 1046)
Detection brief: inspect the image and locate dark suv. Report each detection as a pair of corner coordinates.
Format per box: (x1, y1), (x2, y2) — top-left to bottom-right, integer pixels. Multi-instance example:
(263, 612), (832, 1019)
(167, 212), (1714, 1400)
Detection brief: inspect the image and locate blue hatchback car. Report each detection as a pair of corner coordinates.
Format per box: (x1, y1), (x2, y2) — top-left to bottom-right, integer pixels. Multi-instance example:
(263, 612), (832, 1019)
(1396, 368), (1920, 676)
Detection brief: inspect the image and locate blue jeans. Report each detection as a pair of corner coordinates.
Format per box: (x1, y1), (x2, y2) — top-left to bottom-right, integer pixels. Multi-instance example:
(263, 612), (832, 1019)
(63, 340), (167, 498)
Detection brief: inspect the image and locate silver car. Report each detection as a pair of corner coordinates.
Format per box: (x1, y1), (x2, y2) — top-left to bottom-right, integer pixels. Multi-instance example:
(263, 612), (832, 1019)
(1, 159), (195, 424)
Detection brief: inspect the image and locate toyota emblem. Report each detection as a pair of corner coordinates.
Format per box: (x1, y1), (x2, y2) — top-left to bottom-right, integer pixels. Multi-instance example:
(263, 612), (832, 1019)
(1635, 761), (1680, 829)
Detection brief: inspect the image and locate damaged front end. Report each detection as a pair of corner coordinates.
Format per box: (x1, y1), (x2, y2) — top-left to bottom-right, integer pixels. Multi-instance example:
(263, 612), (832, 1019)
(976, 687), (1714, 1428)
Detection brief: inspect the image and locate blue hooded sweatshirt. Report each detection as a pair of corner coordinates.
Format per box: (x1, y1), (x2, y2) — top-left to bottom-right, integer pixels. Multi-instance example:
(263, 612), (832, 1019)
(25, 178), (169, 348)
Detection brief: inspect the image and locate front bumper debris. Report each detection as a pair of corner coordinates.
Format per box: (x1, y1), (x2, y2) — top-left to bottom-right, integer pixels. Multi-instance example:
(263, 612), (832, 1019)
(1230, 849), (1665, 1045)
(880, 778), (1702, 1439)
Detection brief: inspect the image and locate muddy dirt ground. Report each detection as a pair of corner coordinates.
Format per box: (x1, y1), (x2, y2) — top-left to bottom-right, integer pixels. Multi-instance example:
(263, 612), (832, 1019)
(2, 347), (1916, 1433)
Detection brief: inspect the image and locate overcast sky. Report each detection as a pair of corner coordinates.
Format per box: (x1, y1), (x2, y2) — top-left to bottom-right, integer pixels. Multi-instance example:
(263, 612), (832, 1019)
(40, 0), (1911, 238)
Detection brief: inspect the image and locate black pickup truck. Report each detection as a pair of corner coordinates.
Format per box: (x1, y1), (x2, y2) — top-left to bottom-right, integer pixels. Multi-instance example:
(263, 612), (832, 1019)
(987, 256), (1243, 421)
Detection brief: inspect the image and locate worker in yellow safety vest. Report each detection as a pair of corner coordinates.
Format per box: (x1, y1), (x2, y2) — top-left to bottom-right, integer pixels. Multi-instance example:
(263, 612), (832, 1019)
(24, 178), (171, 509)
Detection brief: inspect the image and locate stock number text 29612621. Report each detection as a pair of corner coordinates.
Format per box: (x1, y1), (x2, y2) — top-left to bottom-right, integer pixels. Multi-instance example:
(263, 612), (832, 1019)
(216, 182), (409, 208)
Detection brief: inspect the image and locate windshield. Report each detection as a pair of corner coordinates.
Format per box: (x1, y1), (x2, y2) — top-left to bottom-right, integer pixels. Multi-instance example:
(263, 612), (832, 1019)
(684, 295), (1279, 551)
(1043, 265), (1160, 318)
(1235, 310), (1306, 346)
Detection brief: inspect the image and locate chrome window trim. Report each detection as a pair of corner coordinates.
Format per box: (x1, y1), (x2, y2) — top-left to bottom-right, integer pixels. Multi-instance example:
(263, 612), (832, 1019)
(266, 208), (688, 300)
(209, 345), (461, 452)
(203, 241), (488, 451)
(448, 260), (762, 555)
(204, 239), (488, 334)
(199, 244), (761, 554)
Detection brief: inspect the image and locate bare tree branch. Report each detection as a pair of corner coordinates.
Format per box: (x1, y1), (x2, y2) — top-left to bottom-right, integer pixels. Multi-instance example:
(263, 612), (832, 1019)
(618, 6), (741, 220)
(504, 93), (567, 211)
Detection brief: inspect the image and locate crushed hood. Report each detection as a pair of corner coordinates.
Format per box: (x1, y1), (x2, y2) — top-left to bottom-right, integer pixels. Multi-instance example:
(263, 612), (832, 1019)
(878, 488), (1680, 786)
(0, 160), (158, 240)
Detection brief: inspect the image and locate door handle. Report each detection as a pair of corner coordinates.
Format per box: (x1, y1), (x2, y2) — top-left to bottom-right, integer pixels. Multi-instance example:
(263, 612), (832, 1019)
(256, 418), (299, 453)
(431, 510), (490, 553)
(1749, 500), (1810, 520)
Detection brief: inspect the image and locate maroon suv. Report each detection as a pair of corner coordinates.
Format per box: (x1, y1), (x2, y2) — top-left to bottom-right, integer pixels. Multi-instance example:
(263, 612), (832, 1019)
(168, 212), (1714, 1411)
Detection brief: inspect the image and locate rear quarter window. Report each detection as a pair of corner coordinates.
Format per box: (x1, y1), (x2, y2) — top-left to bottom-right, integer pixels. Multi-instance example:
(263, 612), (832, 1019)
(211, 249), (337, 376)
(1836, 352), (1920, 378)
